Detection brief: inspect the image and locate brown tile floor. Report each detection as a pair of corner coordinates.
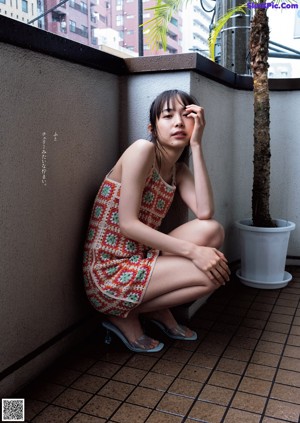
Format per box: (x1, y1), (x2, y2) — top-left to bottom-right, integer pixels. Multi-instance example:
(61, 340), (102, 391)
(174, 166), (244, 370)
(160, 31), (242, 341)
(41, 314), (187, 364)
(19, 265), (300, 423)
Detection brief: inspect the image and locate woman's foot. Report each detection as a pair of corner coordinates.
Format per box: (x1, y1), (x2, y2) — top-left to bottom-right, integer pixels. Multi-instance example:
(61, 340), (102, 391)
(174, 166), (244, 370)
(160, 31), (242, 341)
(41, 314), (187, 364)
(105, 314), (162, 351)
(143, 309), (197, 340)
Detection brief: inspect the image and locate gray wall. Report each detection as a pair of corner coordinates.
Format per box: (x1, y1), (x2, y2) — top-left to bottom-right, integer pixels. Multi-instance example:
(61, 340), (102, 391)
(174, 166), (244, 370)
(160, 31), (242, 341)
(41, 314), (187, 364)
(121, 71), (300, 260)
(0, 43), (120, 395)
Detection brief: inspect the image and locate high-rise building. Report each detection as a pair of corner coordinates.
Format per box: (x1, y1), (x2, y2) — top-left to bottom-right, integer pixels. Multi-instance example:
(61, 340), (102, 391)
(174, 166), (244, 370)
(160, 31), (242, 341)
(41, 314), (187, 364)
(181, 0), (212, 57)
(0, 0), (42, 27)
(89, 0), (182, 56)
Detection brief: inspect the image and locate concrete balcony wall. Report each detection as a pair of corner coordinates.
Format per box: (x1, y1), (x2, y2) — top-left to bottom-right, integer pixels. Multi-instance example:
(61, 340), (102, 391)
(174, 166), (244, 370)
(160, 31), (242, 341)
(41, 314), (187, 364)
(190, 74), (237, 257)
(269, 91), (300, 255)
(0, 42), (120, 396)
(122, 70), (300, 261)
(120, 72), (236, 242)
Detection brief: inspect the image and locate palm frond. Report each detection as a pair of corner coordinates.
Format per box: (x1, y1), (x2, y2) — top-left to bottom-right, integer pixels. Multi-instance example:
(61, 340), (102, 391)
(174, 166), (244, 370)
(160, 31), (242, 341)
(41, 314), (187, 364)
(271, 0), (297, 4)
(142, 0), (191, 51)
(208, 4), (247, 61)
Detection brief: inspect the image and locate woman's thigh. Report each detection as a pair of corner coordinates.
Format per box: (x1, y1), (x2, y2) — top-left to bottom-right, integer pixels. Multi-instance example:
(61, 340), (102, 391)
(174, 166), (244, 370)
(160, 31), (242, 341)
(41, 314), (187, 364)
(163, 219), (224, 252)
(142, 219), (224, 304)
(142, 255), (215, 303)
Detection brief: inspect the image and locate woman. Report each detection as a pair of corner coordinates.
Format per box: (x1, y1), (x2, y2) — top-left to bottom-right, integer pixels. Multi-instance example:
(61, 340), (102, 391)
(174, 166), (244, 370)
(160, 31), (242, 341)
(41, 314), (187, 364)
(83, 89), (230, 353)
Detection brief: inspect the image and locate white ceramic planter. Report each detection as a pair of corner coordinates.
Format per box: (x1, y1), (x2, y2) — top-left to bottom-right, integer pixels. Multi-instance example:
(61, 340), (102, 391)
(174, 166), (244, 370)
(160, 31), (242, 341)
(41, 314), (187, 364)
(235, 219), (296, 289)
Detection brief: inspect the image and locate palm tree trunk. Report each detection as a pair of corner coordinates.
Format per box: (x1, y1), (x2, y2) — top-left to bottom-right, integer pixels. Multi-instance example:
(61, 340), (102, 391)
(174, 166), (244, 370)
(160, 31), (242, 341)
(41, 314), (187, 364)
(250, 3), (274, 227)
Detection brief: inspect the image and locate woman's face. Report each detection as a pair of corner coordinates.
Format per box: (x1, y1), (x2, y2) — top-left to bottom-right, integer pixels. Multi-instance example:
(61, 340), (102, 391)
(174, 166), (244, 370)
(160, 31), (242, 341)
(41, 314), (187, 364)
(155, 97), (195, 150)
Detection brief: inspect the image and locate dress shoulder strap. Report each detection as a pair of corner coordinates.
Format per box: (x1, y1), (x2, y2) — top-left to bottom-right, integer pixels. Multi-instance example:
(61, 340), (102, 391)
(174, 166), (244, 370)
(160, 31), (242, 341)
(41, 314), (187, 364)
(171, 164), (177, 187)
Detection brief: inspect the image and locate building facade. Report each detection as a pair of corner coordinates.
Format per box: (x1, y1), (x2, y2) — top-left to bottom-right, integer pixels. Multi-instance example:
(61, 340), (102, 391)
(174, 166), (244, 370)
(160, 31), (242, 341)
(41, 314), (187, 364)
(0, 0), (41, 27)
(181, 0), (212, 57)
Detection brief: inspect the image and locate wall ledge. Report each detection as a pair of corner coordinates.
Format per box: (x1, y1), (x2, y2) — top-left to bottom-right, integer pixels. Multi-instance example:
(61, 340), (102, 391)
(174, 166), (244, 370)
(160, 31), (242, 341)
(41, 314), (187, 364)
(0, 15), (127, 75)
(1, 15), (300, 87)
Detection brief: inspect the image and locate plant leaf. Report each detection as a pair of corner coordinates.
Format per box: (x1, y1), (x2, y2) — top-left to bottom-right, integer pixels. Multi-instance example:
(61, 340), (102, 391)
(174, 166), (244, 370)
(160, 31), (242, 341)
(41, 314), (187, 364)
(209, 4), (247, 61)
(142, 0), (192, 51)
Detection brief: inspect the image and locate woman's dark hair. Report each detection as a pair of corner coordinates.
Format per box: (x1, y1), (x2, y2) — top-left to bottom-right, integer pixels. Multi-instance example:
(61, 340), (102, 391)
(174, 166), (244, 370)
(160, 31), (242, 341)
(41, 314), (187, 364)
(149, 89), (199, 165)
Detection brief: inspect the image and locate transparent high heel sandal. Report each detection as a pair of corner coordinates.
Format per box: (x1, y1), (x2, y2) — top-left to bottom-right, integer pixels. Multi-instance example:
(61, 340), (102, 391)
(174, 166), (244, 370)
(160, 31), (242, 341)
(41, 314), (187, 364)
(102, 321), (164, 353)
(149, 319), (198, 341)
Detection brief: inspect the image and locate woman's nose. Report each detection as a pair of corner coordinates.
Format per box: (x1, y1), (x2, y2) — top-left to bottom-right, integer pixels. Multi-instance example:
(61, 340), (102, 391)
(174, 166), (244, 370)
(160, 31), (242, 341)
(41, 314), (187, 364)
(174, 114), (184, 126)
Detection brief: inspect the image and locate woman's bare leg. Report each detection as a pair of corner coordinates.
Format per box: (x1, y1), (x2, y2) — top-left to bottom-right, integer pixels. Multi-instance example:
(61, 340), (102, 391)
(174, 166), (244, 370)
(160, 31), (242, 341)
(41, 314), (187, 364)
(141, 219), (226, 302)
(137, 219), (227, 331)
(163, 218), (225, 251)
(106, 219), (227, 344)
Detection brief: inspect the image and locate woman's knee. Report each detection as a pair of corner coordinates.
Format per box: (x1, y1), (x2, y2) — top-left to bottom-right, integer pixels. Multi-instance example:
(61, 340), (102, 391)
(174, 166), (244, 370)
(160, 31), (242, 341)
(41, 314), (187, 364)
(193, 219), (225, 248)
(165, 218), (225, 250)
(210, 220), (225, 248)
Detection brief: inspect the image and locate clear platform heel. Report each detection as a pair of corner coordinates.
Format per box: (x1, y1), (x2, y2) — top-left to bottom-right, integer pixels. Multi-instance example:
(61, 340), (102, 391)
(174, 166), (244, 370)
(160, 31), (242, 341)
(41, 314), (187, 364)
(101, 321), (164, 353)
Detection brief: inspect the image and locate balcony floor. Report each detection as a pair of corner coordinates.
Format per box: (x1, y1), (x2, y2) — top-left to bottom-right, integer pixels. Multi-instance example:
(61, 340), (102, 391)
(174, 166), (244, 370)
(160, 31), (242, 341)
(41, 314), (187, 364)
(20, 266), (300, 423)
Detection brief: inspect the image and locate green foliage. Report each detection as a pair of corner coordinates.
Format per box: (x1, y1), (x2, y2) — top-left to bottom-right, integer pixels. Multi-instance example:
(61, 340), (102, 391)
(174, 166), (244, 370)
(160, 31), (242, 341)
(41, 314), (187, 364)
(142, 0), (191, 50)
(208, 4), (247, 61)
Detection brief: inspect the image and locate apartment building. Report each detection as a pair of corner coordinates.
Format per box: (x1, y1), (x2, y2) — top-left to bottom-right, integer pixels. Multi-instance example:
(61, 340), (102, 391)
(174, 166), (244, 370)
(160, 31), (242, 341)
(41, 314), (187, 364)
(181, 0), (212, 57)
(0, 0), (41, 27)
(88, 0), (182, 56)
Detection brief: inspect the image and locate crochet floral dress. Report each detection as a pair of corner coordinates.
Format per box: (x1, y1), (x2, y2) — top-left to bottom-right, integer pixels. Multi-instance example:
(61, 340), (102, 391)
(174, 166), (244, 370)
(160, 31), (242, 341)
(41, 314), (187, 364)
(83, 166), (176, 318)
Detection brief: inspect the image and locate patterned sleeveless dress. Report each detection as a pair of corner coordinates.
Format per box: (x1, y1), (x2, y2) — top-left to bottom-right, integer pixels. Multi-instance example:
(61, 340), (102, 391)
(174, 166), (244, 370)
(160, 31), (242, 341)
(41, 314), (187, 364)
(83, 166), (176, 318)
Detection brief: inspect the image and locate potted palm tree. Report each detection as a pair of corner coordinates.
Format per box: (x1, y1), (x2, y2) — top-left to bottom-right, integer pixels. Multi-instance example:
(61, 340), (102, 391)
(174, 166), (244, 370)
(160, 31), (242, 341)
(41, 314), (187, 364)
(144, 0), (296, 289)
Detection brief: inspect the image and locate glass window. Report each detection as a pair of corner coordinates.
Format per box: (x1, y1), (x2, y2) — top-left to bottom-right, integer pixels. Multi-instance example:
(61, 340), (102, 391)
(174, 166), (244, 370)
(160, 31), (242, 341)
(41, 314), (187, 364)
(82, 24), (88, 37)
(69, 20), (76, 33)
(116, 15), (123, 27)
(80, 2), (87, 14)
(21, 0), (27, 12)
(170, 17), (178, 27)
(167, 45), (177, 53)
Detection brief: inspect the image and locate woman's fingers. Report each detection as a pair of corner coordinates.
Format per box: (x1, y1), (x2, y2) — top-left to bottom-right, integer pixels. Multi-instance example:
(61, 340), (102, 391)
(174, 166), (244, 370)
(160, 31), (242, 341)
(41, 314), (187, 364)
(191, 246), (230, 286)
(206, 252), (231, 285)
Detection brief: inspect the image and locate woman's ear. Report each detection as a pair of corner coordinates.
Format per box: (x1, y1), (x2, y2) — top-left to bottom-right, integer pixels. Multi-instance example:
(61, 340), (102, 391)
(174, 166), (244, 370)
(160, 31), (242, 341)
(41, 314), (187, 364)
(148, 124), (153, 133)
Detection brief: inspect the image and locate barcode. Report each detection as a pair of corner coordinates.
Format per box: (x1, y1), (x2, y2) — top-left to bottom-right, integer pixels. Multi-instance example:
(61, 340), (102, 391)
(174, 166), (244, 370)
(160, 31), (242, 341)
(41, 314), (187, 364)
(2, 399), (25, 422)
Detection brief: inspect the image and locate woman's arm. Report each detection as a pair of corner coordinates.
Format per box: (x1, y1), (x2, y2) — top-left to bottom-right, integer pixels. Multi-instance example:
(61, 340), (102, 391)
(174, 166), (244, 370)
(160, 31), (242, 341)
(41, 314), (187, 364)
(118, 139), (193, 257)
(118, 140), (229, 283)
(176, 105), (214, 219)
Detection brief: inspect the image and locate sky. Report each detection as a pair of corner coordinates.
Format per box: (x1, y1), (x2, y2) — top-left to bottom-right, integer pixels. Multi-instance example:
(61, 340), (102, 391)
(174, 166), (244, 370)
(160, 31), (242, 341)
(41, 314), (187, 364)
(261, 3), (300, 77)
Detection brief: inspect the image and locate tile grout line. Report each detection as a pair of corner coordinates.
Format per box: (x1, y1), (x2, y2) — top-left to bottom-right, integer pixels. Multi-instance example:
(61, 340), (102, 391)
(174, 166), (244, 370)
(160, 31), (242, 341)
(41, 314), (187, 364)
(178, 277), (262, 422)
(214, 286), (280, 423)
(258, 290), (300, 423)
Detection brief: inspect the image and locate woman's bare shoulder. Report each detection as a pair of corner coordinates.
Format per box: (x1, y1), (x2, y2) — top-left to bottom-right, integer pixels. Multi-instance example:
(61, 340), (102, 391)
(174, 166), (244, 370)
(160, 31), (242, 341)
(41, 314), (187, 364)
(122, 139), (155, 161)
(127, 139), (155, 153)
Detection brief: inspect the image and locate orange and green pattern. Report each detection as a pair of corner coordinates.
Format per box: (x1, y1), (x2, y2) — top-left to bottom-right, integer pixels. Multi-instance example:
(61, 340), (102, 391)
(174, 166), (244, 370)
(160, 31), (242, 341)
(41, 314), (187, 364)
(83, 167), (176, 317)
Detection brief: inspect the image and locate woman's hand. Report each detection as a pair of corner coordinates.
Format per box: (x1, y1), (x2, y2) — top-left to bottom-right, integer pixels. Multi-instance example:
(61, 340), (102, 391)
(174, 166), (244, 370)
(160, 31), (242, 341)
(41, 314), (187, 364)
(190, 246), (231, 285)
(185, 104), (206, 147)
